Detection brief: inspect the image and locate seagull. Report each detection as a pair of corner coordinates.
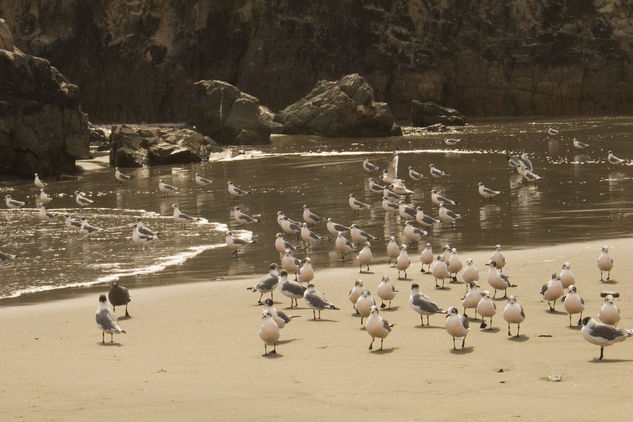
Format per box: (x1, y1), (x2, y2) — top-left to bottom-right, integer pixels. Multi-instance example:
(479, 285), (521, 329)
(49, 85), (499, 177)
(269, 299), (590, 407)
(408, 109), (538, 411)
(171, 204), (198, 226)
(249, 263), (279, 304)
(158, 179), (179, 194)
(227, 181), (248, 198)
(395, 245), (411, 279)
(386, 236), (400, 265)
(598, 295), (621, 326)
(280, 216), (301, 236)
(259, 309), (280, 355)
(274, 233), (296, 257)
(363, 158), (380, 173)
(348, 280), (365, 312)
(447, 248), (463, 282)
(0, 250), (17, 261)
(356, 242), (373, 273)
(398, 202), (417, 220)
(547, 127), (559, 136)
(507, 155), (523, 170)
(326, 218), (350, 236)
(350, 224), (377, 244)
(225, 231), (252, 257)
(408, 166), (424, 181)
(278, 270), (306, 308)
(382, 197), (399, 215)
(302, 205), (323, 225)
(108, 281), (131, 318)
(429, 164), (448, 178)
(445, 307), (469, 349)
(477, 290), (497, 329)
(518, 153), (533, 172)
(304, 284), (339, 320)
(115, 167), (133, 182)
(348, 193), (371, 212)
(438, 203), (461, 225)
(38, 204), (55, 222)
(489, 245), (506, 272)
(559, 262), (576, 289)
(276, 211), (301, 229)
(262, 298), (291, 329)
(445, 138), (461, 146)
(402, 220), (427, 247)
(233, 206), (259, 226)
(34, 173), (47, 189)
(572, 138), (589, 149)
(194, 172), (212, 186)
(368, 178), (387, 193)
(607, 151), (626, 165)
(96, 294), (127, 343)
(431, 190), (458, 207)
(597, 246), (614, 281)
(581, 317), (633, 360)
(462, 282), (481, 319)
(335, 232), (355, 260)
(281, 249), (302, 280)
(409, 283), (446, 327)
(300, 223), (322, 251)
(517, 166), (542, 183)
(64, 215), (82, 232)
(461, 258), (480, 286)
(299, 257), (315, 284)
(377, 275), (397, 309)
(383, 187), (404, 202)
(355, 288), (376, 324)
(38, 189), (52, 205)
(415, 207), (439, 227)
(74, 191), (94, 207)
(366, 306), (393, 351)
(419, 243), (434, 274)
(478, 182), (501, 200)
(503, 296), (525, 337)
(135, 218), (160, 238)
(564, 285), (585, 327)
(486, 260), (516, 298)
(132, 224), (156, 250)
(80, 218), (102, 238)
(5, 195), (25, 209)
(540, 273), (564, 311)
(432, 255), (450, 289)
(381, 169), (395, 185)
(390, 180), (413, 196)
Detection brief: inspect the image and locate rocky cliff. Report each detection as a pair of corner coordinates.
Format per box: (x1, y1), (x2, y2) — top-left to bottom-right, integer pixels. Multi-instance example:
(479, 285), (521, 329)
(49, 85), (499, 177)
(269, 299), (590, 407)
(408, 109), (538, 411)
(1, 0), (632, 123)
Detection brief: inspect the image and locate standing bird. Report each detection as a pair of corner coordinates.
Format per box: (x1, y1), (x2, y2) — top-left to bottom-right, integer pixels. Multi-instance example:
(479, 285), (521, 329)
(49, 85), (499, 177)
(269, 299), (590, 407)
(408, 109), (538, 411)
(409, 283), (446, 327)
(383, 187), (404, 202)
(0, 250), (17, 261)
(249, 263), (279, 304)
(431, 255), (450, 289)
(115, 167), (133, 183)
(258, 310), (280, 355)
(408, 166), (424, 181)
(419, 243), (434, 274)
(348, 280), (365, 312)
(386, 236), (400, 265)
(363, 158), (380, 173)
(304, 284), (339, 320)
(225, 231), (252, 257)
(281, 249), (302, 280)
(326, 218), (350, 237)
(38, 204), (55, 222)
(597, 246), (614, 281)
(490, 245), (506, 272)
(445, 307), (470, 350)
(348, 193), (371, 212)
(429, 163), (448, 178)
(274, 233), (296, 257)
(564, 285), (585, 327)
(368, 178), (387, 193)
(477, 290), (497, 330)
(194, 172), (212, 187)
(581, 317), (633, 360)
(572, 138), (589, 149)
(299, 257), (315, 284)
(38, 189), (52, 205)
(503, 296), (525, 337)
(402, 220), (427, 247)
(233, 207), (259, 226)
(300, 223), (322, 251)
(444, 138), (461, 146)
(559, 262), (576, 290)
(108, 281), (131, 318)
(477, 182), (501, 200)
(415, 207), (439, 227)
(227, 181), (249, 198)
(366, 306), (393, 351)
(302, 205), (323, 225)
(171, 204), (198, 226)
(350, 224), (377, 245)
(5, 195), (25, 209)
(158, 179), (179, 194)
(462, 258), (480, 285)
(34, 173), (47, 189)
(135, 218), (159, 238)
(335, 232), (355, 260)
(132, 226), (156, 250)
(598, 295), (621, 326)
(355, 288), (376, 324)
(356, 242), (373, 273)
(278, 270), (306, 308)
(280, 216), (301, 236)
(398, 202), (417, 220)
(262, 298), (291, 329)
(431, 190), (458, 207)
(80, 218), (102, 238)
(447, 248), (463, 282)
(607, 151), (626, 165)
(381, 197), (399, 216)
(65, 215), (82, 232)
(95, 294), (127, 343)
(540, 273), (564, 312)
(462, 282), (481, 319)
(438, 203), (461, 225)
(395, 245), (411, 280)
(486, 260), (516, 298)
(74, 191), (94, 207)
(377, 275), (397, 309)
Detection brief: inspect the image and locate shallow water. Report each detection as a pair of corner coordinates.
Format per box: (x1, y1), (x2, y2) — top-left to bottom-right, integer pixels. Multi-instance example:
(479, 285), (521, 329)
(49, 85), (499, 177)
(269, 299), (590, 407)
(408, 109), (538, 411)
(2, 116), (633, 301)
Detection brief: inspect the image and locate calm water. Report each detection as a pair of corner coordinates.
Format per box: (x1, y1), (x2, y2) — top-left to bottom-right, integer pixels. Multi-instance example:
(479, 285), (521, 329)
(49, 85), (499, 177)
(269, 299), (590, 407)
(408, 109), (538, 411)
(2, 116), (633, 302)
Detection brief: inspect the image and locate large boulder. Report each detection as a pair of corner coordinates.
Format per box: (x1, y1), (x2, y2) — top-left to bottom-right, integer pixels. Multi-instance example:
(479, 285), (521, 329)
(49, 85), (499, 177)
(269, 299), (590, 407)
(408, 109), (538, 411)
(276, 74), (401, 138)
(0, 19), (89, 177)
(109, 125), (221, 168)
(190, 80), (280, 145)
(408, 101), (466, 127)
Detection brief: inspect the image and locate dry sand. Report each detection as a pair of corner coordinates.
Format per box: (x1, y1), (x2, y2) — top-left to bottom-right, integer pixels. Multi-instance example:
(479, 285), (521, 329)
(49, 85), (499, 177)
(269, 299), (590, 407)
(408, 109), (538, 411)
(2, 237), (633, 421)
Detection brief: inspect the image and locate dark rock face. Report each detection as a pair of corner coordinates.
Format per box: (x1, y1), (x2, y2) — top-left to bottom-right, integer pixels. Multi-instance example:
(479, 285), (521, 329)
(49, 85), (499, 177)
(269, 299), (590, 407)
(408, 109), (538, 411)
(276, 74), (400, 137)
(2, 2), (633, 121)
(0, 18), (89, 177)
(408, 101), (465, 127)
(109, 125), (221, 168)
(190, 80), (280, 145)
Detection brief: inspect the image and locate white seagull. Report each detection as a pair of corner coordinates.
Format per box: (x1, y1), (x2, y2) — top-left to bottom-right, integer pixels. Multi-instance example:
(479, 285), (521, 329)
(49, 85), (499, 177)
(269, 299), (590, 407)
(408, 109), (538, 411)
(409, 283), (446, 327)
(419, 243), (434, 273)
(278, 270), (306, 308)
(598, 295), (621, 326)
(356, 242), (373, 273)
(395, 244), (411, 279)
(368, 178), (387, 193)
(259, 309), (280, 355)
(299, 257), (315, 284)
(462, 282), (481, 319)
(335, 232), (355, 260)
(581, 317), (633, 360)
(366, 306), (393, 351)
(64, 215), (82, 232)
(398, 201), (417, 220)
(38, 189), (52, 205)
(348, 193), (371, 212)
(350, 224), (377, 244)
(432, 255), (450, 289)
(402, 220), (427, 247)
(355, 288), (376, 324)
(564, 285), (585, 327)
(503, 296), (525, 337)
(486, 260), (516, 298)
(115, 167), (133, 182)
(445, 307), (469, 350)
(194, 172), (212, 187)
(158, 179), (178, 194)
(274, 232), (296, 256)
(489, 245), (506, 271)
(249, 263), (279, 304)
(386, 236), (400, 265)
(262, 298), (291, 329)
(377, 275), (397, 309)
(415, 207), (439, 227)
(74, 191), (94, 207)
(132, 223), (156, 250)
(572, 138), (589, 149)
(227, 181), (249, 198)
(171, 204), (198, 226)
(96, 294), (127, 343)
(607, 151), (626, 165)
(303, 284), (339, 320)
(326, 218), (350, 236)
(597, 246), (614, 281)
(477, 290), (497, 329)
(38, 204), (54, 222)
(225, 231), (252, 257)
(34, 173), (47, 189)
(431, 190), (458, 206)
(281, 249), (302, 280)
(559, 262), (576, 289)
(408, 166), (424, 181)
(348, 280), (365, 312)
(447, 248), (463, 282)
(302, 205), (323, 225)
(363, 158), (380, 173)
(300, 223), (322, 251)
(461, 258), (479, 285)
(233, 206), (259, 226)
(540, 273), (564, 312)
(438, 203), (461, 225)
(80, 217), (103, 238)
(478, 182), (501, 200)
(5, 195), (25, 209)
(429, 163), (448, 178)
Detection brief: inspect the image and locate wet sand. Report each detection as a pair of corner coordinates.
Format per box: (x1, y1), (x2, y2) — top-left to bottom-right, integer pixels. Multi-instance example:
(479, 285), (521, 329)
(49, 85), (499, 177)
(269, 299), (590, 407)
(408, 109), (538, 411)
(1, 237), (633, 420)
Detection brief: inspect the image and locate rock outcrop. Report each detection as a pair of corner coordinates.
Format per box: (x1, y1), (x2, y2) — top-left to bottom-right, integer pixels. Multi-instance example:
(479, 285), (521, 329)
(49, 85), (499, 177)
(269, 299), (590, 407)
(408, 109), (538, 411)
(109, 125), (221, 168)
(0, 18), (89, 177)
(276, 74), (401, 137)
(190, 80), (280, 145)
(2, 2), (633, 120)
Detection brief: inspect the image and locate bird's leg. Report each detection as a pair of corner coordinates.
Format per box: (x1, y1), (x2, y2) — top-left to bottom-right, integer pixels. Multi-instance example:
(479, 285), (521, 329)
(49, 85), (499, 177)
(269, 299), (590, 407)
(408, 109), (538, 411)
(388, 301), (392, 309)
(380, 300), (386, 309)
(312, 309), (316, 320)
(461, 337), (466, 348)
(404, 270), (407, 279)
(102, 332), (105, 343)
(366, 265), (370, 272)
(516, 324), (520, 337)
(257, 292), (263, 304)
(110, 333), (114, 343)
(607, 271), (611, 281)
(125, 304), (130, 318)
(359, 265), (362, 273)
(380, 339), (384, 351)
(318, 310), (321, 320)
(552, 299), (556, 311)
(492, 289), (497, 299)
(569, 314), (572, 327)
(271, 343), (276, 354)
(360, 317), (364, 325)
(577, 312), (583, 326)
(600, 271), (604, 281)
(599, 346), (604, 360)
(426, 315), (430, 326)
(271, 291), (274, 302)
(113, 305), (116, 312)
(264, 344), (267, 354)
(420, 315), (424, 327)
(489, 318), (493, 329)
(507, 323), (511, 336)
(453, 337), (456, 350)
(369, 338), (374, 350)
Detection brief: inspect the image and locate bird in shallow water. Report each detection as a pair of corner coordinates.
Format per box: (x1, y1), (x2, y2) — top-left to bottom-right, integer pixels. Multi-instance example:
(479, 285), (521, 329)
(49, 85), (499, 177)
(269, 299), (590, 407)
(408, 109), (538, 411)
(115, 167), (133, 183)
(5, 195), (25, 209)
(75, 191), (94, 207)
(96, 294), (127, 343)
(108, 281), (131, 318)
(194, 172), (212, 187)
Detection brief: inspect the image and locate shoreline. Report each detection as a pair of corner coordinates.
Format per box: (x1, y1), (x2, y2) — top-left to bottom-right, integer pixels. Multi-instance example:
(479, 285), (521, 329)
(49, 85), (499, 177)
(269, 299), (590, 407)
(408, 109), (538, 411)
(2, 237), (633, 420)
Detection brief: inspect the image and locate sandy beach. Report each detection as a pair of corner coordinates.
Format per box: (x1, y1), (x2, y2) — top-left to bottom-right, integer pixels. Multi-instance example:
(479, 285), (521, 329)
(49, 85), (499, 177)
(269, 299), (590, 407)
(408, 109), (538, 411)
(2, 237), (633, 421)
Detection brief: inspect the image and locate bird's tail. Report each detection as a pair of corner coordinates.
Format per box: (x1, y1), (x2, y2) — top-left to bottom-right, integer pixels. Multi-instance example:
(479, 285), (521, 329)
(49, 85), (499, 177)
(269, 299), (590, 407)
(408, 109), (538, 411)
(246, 287), (254, 290)
(119, 329), (127, 334)
(625, 329), (633, 336)
(329, 305), (340, 310)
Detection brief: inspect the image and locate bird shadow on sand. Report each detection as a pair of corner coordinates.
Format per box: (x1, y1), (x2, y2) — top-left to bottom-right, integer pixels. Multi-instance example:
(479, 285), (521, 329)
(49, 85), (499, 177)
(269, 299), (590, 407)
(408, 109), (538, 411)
(450, 346), (474, 355)
(479, 327), (501, 334)
(589, 358), (633, 363)
(415, 325), (443, 330)
(370, 347), (398, 355)
(117, 315), (132, 321)
(601, 279), (618, 285)
(566, 325), (582, 331)
(508, 334), (529, 342)
(434, 286), (451, 291)
(381, 306), (399, 312)
(98, 342), (122, 347)
(546, 309), (567, 315)
(262, 352), (283, 359)
(359, 270), (375, 275)
(277, 339), (299, 345)
(308, 318), (337, 323)
(397, 277), (412, 281)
